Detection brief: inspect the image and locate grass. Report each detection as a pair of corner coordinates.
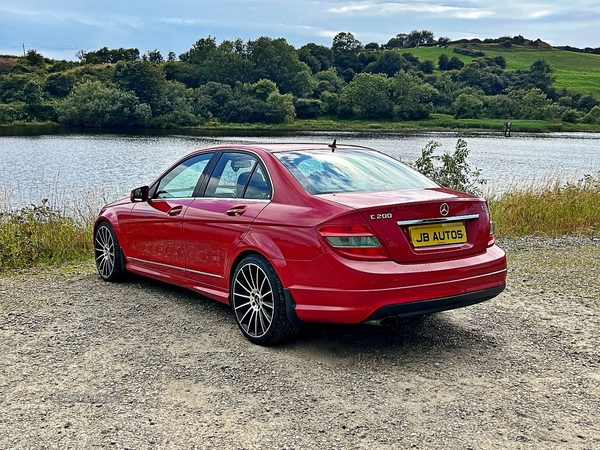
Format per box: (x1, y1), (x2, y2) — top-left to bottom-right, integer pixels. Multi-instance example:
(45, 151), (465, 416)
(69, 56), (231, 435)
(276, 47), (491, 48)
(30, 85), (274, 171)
(1, 171), (598, 270)
(409, 44), (600, 97)
(488, 172), (600, 237)
(190, 117), (600, 133)
(0, 201), (94, 270)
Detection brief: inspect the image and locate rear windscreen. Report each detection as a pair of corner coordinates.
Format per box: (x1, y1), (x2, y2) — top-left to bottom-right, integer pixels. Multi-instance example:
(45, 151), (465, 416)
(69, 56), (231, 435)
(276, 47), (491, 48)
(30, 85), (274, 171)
(275, 149), (438, 195)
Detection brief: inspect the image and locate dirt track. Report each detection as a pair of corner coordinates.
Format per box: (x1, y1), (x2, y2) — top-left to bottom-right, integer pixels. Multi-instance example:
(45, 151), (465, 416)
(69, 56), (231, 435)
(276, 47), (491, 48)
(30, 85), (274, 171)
(1, 236), (599, 449)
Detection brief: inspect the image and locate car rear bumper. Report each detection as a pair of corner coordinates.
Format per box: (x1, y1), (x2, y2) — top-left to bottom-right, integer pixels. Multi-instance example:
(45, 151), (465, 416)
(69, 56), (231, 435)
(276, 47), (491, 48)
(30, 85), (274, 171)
(275, 244), (507, 324)
(361, 284), (505, 323)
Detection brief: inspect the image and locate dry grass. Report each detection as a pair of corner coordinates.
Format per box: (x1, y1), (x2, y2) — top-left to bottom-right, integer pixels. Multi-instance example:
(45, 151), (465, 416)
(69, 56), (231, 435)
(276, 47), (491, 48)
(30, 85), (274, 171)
(0, 185), (105, 270)
(489, 171), (600, 237)
(1, 172), (599, 270)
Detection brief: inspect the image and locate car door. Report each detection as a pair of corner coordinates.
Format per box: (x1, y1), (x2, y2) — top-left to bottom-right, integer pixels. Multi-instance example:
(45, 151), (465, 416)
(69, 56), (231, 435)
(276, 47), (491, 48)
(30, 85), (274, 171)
(126, 152), (215, 277)
(183, 151), (271, 289)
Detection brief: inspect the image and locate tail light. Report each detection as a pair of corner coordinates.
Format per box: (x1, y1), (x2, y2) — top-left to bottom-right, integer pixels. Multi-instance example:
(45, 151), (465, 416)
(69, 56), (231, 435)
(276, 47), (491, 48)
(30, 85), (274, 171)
(488, 220), (496, 247)
(319, 224), (390, 261)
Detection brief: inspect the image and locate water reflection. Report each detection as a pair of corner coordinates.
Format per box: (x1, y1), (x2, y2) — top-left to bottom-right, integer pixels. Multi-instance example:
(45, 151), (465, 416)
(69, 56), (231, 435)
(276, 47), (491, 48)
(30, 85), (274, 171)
(1, 129), (598, 209)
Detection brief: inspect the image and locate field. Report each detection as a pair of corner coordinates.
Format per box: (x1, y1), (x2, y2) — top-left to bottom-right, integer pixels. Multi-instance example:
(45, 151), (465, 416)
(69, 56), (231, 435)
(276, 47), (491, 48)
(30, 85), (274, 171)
(409, 44), (600, 97)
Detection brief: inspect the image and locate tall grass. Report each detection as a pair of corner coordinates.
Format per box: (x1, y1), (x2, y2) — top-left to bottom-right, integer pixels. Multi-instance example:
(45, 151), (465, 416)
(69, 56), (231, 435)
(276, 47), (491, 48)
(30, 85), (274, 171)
(1, 171), (598, 270)
(489, 171), (600, 237)
(0, 188), (102, 270)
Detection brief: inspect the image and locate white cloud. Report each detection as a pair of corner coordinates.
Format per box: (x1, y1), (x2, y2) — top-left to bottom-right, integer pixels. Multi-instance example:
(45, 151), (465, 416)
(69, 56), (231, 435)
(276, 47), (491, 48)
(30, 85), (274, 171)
(328, 2), (493, 19)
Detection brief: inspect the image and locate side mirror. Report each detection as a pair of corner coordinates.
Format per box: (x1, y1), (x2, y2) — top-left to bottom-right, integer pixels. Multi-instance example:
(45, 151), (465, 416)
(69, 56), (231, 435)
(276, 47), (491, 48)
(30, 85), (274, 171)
(130, 186), (149, 202)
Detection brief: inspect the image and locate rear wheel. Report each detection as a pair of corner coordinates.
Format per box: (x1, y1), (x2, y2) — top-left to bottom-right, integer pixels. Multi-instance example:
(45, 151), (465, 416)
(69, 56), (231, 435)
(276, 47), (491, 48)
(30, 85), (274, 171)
(231, 254), (298, 345)
(94, 222), (125, 282)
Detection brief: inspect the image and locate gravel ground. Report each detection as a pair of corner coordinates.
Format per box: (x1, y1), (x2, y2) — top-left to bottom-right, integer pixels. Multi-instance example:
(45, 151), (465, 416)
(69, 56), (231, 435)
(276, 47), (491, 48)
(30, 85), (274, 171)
(0, 236), (599, 450)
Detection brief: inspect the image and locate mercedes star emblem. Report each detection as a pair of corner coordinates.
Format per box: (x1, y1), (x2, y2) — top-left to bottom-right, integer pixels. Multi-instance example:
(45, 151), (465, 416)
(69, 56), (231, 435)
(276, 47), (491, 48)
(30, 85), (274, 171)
(440, 203), (449, 216)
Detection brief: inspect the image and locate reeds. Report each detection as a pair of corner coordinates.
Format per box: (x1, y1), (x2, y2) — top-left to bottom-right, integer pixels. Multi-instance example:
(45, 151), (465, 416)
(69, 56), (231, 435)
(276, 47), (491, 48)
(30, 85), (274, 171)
(489, 171), (600, 237)
(0, 184), (107, 270)
(1, 172), (599, 270)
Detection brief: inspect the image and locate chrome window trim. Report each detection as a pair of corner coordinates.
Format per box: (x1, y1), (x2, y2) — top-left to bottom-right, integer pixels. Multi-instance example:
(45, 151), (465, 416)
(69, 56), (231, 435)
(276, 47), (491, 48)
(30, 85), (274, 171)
(397, 214), (480, 227)
(127, 257), (223, 279)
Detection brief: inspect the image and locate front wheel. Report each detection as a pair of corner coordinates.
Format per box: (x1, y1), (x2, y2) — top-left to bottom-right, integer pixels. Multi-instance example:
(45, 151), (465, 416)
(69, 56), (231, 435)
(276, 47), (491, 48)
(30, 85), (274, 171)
(231, 255), (298, 345)
(94, 222), (126, 282)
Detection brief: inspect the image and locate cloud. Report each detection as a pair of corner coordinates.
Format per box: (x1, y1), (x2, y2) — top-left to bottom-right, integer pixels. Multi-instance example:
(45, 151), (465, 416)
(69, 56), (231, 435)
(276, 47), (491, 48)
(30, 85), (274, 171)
(327, 1), (493, 19)
(325, 0), (597, 21)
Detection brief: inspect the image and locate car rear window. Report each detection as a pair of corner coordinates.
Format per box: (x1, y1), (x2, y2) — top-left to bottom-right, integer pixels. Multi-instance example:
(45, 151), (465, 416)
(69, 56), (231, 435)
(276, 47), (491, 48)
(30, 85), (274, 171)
(275, 149), (438, 194)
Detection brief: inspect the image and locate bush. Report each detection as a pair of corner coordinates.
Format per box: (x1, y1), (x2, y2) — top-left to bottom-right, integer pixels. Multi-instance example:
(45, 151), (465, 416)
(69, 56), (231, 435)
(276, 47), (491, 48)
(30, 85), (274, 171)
(412, 139), (487, 196)
(561, 108), (580, 123)
(57, 80), (145, 127)
(581, 105), (600, 124)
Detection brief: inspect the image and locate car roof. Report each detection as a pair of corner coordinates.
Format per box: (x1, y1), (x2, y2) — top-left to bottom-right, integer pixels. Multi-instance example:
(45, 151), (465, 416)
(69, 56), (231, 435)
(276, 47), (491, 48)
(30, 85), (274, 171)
(199, 143), (374, 154)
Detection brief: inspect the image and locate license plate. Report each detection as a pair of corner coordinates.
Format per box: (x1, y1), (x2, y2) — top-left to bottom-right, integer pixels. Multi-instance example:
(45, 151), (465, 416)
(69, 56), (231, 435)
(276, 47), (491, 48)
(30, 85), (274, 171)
(409, 222), (467, 248)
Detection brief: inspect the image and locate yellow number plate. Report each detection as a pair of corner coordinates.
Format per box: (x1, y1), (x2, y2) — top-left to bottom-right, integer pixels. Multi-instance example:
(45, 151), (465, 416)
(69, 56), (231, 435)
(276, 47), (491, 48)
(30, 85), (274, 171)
(409, 223), (467, 248)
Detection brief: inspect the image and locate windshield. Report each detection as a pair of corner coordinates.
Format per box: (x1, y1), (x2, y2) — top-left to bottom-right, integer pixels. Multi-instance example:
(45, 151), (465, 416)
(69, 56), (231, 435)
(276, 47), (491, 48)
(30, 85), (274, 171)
(275, 149), (438, 195)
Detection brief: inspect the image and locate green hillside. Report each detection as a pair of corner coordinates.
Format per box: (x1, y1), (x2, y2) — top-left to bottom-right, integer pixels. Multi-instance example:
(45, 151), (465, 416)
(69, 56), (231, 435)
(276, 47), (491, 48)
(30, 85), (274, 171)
(409, 45), (600, 97)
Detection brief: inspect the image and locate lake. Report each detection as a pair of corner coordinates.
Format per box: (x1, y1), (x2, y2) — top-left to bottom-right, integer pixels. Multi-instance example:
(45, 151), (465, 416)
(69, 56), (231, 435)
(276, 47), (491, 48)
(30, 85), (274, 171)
(1, 129), (599, 210)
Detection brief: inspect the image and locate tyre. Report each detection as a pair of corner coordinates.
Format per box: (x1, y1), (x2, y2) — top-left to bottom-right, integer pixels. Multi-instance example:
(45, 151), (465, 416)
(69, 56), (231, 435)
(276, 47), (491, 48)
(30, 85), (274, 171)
(231, 254), (298, 345)
(94, 222), (125, 282)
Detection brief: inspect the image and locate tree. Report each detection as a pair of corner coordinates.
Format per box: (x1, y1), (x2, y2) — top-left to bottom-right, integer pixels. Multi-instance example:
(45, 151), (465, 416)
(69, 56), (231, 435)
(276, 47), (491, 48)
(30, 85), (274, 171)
(453, 93), (484, 118)
(56, 80), (144, 127)
(298, 43), (334, 73)
(438, 54), (450, 70)
(385, 34), (408, 49)
(193, 82), (233, 119)
(366, 52), (408, 77)
(265, 92), (296, 123)
(447, 56), (465, 70)
(45, 72), (76, 97)
(332, 32), (364, 74)
(406, 30), (435, 48)
(247, 37), (313, 97)
(146, 49), (164, 63)
(390, 71), (438, 120)
(186, 36), (218, 65)
(251, 79), (278, 101)
(113, 61), (167, 113)
(338, 73), (393, 119)
(332, 32), (363, 56)
(22, 80), (44, 111)
(420, 60), (435, 74)
(149, 80), (199, 127)
(75, 50), (86, 62)
(25, 50), (45, 68)
(581, 105), (600, 124)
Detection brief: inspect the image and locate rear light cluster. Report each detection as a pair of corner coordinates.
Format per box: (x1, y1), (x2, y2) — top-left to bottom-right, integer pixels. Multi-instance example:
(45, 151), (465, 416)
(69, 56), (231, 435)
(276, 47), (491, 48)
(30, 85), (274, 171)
(488, 220), (496, 247)
(319, 225), (390, 261)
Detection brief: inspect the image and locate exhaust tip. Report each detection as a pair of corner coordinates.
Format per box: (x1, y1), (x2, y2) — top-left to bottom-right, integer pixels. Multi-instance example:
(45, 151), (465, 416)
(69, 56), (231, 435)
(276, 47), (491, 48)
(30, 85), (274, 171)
(364, 316), (398, 326)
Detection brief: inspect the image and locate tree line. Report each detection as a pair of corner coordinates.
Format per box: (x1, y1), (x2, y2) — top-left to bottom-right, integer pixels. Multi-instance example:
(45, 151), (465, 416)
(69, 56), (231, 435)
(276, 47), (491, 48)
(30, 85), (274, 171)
(1, 31), (600, 128)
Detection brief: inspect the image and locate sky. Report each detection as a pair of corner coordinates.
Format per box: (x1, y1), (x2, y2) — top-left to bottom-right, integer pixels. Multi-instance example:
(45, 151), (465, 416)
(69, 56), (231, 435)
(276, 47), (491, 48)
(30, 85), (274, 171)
(1, 0), (600, 61)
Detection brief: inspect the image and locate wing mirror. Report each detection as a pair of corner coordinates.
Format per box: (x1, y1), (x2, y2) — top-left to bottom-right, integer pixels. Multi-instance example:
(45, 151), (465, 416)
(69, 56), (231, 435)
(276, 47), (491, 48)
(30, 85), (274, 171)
(130, 186), (149, 202)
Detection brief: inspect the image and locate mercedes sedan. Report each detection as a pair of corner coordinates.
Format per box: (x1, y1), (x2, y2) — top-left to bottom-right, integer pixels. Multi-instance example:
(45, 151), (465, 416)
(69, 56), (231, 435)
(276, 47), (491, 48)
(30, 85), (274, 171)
(94, 142), (507, 345)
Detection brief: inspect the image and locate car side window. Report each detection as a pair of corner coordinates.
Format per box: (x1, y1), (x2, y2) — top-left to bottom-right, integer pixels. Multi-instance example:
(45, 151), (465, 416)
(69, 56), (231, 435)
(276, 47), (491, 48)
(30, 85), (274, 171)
(155, 153), (213, 199)
(244, 164), (271, 199)
(206, 153), (260, 198)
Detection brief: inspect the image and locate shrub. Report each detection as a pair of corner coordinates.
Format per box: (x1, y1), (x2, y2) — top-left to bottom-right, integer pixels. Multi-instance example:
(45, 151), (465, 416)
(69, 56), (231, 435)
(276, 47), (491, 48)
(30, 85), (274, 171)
(412, 139), (487, 196)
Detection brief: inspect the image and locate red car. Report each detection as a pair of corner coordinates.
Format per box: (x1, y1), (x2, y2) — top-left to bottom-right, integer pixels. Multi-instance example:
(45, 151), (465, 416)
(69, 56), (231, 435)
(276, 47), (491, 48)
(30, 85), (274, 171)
(94, 142), (507, 345)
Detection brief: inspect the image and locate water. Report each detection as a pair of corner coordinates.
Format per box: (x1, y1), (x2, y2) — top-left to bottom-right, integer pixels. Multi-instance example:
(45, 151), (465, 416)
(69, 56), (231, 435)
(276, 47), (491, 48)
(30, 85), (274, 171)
(1, 130), (598, 209)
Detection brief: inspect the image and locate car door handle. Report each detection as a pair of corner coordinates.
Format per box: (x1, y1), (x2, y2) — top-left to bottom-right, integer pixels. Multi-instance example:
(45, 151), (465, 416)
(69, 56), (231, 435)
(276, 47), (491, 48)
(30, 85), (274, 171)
(167, 205), (184, 216)
(226, 206), (247, 216)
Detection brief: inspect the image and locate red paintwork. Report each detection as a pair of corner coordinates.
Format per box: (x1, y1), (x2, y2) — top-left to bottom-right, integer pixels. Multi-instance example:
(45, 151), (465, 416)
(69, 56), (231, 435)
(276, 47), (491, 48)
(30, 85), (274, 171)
(95, 143), (507, 323)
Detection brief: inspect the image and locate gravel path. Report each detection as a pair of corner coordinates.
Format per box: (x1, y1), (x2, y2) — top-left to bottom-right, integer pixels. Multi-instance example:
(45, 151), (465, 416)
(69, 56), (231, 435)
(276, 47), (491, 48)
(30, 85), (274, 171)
(1, 237), (599, 449)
